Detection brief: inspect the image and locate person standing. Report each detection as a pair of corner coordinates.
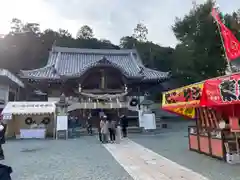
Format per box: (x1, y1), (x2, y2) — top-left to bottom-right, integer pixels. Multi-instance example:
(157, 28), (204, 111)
(86, 116), (92, 135)
(120, 115), (128, 138)
(98, 118), (103, 142)
(109, 119), (116, 143)
(100, 116), (108, 143)
(0, 121), (7, 160)
(105, 118), (110, 142)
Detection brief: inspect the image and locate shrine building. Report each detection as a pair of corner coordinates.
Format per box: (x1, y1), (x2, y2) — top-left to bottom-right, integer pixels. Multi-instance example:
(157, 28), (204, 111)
(19, 46), (170, 128)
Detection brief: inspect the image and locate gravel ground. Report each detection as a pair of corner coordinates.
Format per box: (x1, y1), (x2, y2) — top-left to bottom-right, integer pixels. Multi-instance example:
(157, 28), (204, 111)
(1, 137), (133, 180)
(130, 130), (240, 180)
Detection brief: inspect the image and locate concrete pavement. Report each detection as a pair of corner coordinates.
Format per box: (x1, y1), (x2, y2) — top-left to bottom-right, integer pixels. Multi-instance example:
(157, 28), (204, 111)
(1, 137), (133, 180)
(2, 127), (240, 180)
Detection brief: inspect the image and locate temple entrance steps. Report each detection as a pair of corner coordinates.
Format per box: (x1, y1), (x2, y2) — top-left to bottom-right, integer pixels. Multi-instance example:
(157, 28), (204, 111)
(151, 105), (180, 130)
(155, 116), (162, 129)
(67, 128), (98, 138)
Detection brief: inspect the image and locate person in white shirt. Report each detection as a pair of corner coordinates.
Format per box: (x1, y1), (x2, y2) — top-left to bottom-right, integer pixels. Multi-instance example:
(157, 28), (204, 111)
(100, 116), (108, 143)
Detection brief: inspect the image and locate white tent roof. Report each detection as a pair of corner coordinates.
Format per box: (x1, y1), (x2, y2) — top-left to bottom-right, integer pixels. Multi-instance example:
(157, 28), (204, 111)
(1, 101), (56, 115)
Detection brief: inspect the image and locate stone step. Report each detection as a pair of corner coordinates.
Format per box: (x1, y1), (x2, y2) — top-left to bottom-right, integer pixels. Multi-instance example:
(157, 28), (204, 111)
(127, 127), (143, 134)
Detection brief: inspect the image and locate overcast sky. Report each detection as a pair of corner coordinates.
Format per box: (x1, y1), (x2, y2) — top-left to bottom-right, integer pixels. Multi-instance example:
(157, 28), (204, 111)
(0, 0), (239, 47)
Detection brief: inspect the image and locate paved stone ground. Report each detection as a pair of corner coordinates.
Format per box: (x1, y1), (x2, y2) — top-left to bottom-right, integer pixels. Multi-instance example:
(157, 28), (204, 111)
(1, 137), (133, 180)
(3, 120), (240, 180)
(104, 138), (208, 180)
(130, 128), (240, 180)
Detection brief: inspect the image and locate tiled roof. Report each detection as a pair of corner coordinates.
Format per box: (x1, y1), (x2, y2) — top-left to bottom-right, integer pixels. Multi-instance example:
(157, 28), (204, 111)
(20, 46), (170, 81)
(0, 69), (24, 88)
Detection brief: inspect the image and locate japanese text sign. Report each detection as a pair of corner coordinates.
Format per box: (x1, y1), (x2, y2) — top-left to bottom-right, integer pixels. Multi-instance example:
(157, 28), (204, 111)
(170, 107), (195, 119)
(201, 74), (240, 106)
(162, 83), (204, 109)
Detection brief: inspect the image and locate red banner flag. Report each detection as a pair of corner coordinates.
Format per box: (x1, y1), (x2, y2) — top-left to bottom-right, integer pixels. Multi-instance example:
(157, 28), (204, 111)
(211, 8), (240, 62)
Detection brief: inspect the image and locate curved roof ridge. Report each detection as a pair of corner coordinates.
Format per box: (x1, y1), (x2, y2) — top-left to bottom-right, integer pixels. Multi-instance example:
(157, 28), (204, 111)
(53, 46), (137, 54)
(20, 64), (54, 73)
(144, 67), (170, 75)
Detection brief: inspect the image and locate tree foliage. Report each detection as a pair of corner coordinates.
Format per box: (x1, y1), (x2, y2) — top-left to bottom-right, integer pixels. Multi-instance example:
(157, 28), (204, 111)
(132, 23), (148, 42)
(76, 25), (94, 39)
(172, 0), (240, 84)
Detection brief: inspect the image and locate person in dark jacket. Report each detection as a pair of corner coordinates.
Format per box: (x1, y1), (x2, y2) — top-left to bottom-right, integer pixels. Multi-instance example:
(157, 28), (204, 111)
(0, 122), (7, 160)
(0, 164), (12, 180)
(86, 116), (93, 135)
(120, 115), (128, 138)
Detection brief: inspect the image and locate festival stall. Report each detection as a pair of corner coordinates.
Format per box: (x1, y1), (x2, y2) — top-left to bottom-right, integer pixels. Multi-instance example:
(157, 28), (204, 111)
(1, 101), (56, 139)
(162, 73), (240, 163)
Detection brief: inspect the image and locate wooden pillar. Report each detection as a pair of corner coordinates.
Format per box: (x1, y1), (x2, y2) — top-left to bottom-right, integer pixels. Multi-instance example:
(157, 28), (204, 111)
(100, 69), (105, 89)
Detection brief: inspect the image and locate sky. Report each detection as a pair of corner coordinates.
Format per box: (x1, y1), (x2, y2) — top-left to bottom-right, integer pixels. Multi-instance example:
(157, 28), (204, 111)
(0, 0), (239, 47)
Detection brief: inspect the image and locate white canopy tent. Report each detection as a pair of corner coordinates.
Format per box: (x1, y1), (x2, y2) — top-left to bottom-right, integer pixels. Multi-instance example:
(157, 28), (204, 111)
(1, 101), (56, 119)
(1, 101), (56, 139)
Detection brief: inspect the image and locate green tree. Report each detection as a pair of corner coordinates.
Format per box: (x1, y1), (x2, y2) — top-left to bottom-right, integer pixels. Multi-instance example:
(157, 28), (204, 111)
(10, 18), (23, 33)
(76, 25), (94, 39)
(58, 29), (72, 38)
(132, 23), (148, 42)
(171, 0), (228, 84)
(119, 36), (137, 48)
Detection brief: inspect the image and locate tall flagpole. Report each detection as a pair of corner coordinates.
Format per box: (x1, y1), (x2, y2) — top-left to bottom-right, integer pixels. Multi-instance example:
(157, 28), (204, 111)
(213, 8), (233, 73)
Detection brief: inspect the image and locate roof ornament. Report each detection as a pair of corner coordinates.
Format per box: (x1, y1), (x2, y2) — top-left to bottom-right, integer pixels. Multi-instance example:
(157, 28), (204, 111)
(132, 43), (136, 49)
(139, 67), (144, 75)
(51, 40), (57, 52)
(52, 68), (57, 74)
(130, 52), (142, 72)
(98, 56), (111, 64)
(52, 52), (61, 75)
(54, 52), (61, 70)
(167, 71), (172, 77)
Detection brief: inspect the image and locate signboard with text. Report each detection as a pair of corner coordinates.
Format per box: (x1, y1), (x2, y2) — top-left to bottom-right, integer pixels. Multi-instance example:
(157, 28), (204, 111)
(162, 82), (203, 109)
(201, 74), (240, 106)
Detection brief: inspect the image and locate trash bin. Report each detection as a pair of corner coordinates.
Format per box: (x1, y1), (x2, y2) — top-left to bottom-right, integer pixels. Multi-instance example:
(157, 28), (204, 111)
(0, 164), (12, 180)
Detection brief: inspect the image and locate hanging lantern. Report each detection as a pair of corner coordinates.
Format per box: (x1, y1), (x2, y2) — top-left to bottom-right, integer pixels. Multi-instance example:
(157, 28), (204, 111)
(129, 98), (138, 106)
(25, 117), (33, 125)
(78, 84), (82, 92)
(41, 117), (50, 125)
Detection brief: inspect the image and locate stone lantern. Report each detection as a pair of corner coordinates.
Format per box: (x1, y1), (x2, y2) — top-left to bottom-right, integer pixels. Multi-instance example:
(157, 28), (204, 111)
(140, 99), (154, 113)
(55, 93), (68, 116)
(55, 93), (69, 139)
